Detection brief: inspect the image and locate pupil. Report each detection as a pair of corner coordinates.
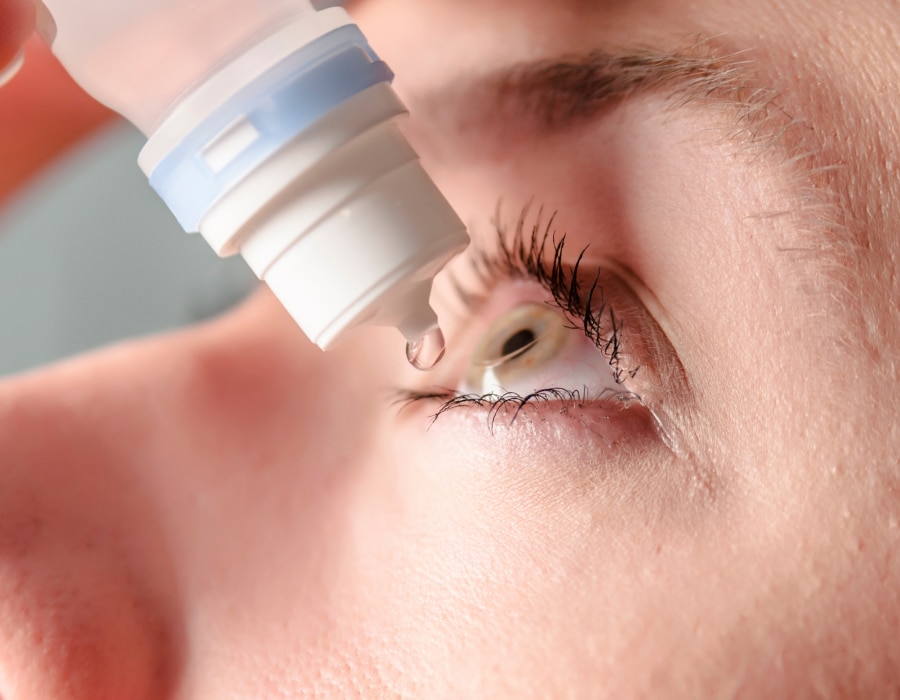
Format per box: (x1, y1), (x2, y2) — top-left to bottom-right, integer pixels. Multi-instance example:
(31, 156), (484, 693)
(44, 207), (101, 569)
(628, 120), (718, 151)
(501, 328), (537, 357)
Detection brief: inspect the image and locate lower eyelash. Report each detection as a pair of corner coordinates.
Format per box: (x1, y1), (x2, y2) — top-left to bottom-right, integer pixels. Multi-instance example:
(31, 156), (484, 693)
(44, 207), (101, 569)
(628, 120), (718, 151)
(395, 386), (642, 432)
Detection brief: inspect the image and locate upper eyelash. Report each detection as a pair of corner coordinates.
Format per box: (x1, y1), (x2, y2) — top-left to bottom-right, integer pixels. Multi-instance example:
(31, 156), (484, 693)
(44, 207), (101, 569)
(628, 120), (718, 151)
(398, 205), (643, 419)
(459, 204), (637, 382)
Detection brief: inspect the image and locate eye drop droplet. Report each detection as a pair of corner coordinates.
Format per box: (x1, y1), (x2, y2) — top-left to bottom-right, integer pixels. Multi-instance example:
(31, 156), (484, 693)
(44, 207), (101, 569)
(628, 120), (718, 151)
(406, 326), (446, 371)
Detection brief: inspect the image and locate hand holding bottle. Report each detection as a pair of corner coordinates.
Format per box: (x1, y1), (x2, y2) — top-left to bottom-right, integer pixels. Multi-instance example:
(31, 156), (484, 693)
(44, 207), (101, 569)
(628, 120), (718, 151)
(15, 0), (466, 355)
(0, 0), (32, 82)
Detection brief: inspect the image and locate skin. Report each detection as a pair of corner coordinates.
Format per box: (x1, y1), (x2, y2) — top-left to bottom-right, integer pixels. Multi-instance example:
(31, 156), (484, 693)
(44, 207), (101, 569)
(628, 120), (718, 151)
(0, 0), (29, 68)
(0, 35), (112, 203)
(1, 0), (899, 697)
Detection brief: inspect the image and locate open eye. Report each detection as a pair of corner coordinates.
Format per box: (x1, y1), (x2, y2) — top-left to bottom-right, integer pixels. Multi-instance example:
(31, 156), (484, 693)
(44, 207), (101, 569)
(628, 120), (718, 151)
(462, 302), (624, 400)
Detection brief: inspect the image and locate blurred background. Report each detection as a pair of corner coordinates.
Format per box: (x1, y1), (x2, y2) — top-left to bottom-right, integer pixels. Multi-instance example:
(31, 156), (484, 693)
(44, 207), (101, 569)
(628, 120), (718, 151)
(0, 39), (256, 377)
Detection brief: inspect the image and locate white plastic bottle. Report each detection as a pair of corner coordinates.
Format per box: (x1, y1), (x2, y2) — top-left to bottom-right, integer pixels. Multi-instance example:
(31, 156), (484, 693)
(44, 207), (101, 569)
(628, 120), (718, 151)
(34, 0), (468, 364)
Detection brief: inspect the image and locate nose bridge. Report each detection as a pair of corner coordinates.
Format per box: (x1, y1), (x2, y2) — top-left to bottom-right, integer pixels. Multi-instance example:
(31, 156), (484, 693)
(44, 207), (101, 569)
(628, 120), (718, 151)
(160, 297), (382, 595)
(179, 289), (386, 470)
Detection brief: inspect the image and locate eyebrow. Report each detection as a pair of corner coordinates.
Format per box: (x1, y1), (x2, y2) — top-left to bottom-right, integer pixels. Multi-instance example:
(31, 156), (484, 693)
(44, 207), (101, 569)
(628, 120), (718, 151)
(417, 38), (778, 144)
(421, 37), (860, 275)
(488, 45), (754, 128)
(411, 37), (844, 221)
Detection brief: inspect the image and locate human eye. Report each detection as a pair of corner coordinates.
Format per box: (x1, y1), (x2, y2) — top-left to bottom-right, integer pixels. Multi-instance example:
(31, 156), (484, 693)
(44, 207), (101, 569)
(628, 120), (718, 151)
(460, 300), (624, 401)
(398, 207), (684, 450)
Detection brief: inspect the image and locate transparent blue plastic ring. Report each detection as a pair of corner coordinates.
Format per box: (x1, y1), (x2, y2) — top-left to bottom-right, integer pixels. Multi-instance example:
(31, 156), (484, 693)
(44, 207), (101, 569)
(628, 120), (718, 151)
(149, 25), (393, 231)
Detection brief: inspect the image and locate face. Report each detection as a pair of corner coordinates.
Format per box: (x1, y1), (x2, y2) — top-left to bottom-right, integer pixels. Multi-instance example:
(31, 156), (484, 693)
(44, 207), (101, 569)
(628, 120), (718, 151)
(2, 0), (899, 697)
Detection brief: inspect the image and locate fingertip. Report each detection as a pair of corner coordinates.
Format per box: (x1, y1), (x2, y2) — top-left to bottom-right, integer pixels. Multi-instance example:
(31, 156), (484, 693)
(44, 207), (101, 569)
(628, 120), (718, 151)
(0, 0), (36, 73)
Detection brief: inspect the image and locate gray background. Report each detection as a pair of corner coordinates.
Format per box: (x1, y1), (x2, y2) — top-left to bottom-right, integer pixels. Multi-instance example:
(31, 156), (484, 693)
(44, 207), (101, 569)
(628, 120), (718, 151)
(0, 122), (256, 376)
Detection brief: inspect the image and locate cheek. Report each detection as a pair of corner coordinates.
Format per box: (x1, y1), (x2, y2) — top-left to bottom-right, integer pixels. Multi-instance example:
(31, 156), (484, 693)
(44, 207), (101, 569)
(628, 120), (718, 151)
(353, 414), (705, 693)
(374, 421), (900, 695)
(0, 527), (174, 700)
(0, 428), (180, 700)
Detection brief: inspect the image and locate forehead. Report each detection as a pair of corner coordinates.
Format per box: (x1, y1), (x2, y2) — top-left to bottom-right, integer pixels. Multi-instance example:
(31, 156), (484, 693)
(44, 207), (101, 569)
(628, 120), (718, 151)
(352, 0), (900, 165)
(352, 0), (900, 321)
(351, 0), (898, 110)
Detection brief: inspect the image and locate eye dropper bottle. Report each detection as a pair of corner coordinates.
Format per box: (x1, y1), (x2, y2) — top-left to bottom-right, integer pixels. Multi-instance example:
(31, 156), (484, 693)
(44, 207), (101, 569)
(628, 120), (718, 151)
(33, 0), (468, 368)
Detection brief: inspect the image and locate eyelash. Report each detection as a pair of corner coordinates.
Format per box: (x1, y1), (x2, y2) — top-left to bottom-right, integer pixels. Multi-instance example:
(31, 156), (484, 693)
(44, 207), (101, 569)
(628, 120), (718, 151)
(396, 207), (642, 421)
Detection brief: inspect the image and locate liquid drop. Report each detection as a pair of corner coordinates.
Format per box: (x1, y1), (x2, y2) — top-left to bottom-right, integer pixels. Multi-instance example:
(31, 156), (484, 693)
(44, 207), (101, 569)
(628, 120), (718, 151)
(406, 326), (446, 371)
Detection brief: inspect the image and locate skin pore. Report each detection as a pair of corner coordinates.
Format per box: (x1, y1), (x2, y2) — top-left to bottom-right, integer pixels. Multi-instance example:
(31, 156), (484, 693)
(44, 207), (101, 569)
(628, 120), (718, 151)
(1, 0), (899, 697)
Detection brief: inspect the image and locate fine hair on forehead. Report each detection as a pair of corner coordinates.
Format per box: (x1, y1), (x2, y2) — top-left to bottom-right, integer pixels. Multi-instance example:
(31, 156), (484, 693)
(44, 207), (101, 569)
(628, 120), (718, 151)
(464, 36), (884, 354)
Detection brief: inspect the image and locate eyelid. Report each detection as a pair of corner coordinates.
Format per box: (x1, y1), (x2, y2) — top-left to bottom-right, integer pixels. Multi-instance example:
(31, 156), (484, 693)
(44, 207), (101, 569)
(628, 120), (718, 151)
(452, 210), (642, 387)
(409, 218), (648, 392)
(396, 275), (663, 447)
(397, 208), (691, 454)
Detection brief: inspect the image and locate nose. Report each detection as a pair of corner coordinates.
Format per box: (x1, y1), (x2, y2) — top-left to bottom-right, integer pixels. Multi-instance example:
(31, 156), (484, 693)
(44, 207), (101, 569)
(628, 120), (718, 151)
(0, 285), (397, 699)
(0, 410), (181, 700)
